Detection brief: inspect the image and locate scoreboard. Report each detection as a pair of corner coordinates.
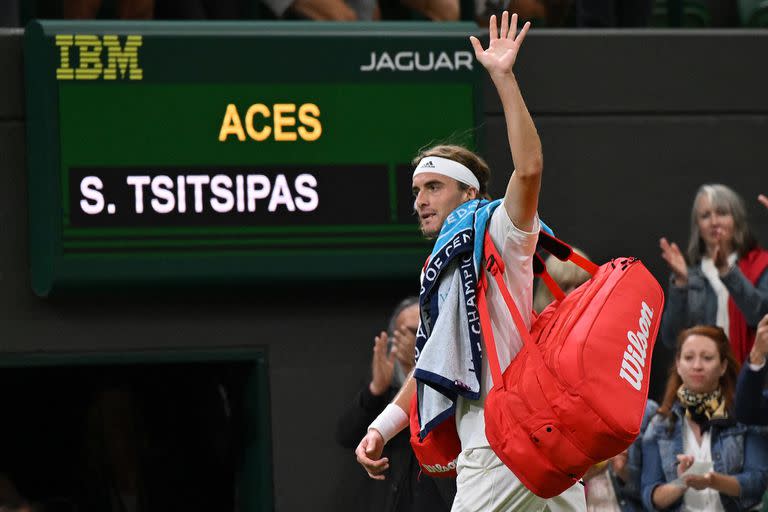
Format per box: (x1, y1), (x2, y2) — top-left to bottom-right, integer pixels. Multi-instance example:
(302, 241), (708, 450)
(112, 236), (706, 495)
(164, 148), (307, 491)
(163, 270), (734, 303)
(25, 21), (482, 296)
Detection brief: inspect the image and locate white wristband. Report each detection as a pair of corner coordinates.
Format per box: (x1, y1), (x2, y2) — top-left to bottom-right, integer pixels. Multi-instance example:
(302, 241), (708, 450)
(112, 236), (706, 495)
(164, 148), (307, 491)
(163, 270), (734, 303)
(368, 404), (409, 444)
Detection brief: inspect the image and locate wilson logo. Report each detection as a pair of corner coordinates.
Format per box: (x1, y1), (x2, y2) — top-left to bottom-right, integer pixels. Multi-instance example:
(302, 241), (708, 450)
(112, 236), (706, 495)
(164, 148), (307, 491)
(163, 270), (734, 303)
(619, 301), (653, 391)
(422, 460), (456, 473)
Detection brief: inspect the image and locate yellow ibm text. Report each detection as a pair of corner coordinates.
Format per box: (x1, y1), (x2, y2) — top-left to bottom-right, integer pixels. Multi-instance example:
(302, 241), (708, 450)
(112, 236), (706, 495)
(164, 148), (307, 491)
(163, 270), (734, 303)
(55, 34), (143, 80)
(218, 103), (322, 143)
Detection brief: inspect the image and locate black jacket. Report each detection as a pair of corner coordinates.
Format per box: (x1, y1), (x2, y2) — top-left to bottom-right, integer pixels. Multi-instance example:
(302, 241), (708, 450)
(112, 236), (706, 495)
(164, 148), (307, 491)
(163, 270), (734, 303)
(336, 384), (455, 512)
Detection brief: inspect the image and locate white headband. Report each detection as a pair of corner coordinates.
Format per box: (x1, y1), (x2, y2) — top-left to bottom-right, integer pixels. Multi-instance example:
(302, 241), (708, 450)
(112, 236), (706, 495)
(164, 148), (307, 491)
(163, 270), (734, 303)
(413, 156), (480, 191)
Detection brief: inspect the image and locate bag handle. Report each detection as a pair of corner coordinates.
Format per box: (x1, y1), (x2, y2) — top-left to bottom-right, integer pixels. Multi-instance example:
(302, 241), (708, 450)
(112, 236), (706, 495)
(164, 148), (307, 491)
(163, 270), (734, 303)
(537, 231), (600, 276)
(533, 231), (600, 300)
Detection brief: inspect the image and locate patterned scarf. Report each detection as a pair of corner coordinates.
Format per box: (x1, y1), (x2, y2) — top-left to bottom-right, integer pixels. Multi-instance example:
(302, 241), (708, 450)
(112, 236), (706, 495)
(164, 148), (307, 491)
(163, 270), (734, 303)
(676, 385), (728, 429)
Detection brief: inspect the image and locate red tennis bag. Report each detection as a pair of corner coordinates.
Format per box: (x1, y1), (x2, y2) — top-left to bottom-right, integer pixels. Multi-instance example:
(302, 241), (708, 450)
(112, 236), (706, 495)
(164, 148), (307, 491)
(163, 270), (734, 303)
(479, 231), (664, 498)
(408, 391), (461, 478)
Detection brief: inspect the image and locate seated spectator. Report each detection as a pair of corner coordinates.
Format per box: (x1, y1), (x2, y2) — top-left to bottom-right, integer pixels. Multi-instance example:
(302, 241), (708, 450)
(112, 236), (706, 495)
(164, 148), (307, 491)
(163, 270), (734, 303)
(641, 325), (768, 512)
(735, 314), (768, 425)
(475, 0), (569, 27)
(260, 0), (377, 22)
(532, 247), (591, 314)
(154, 0), (246, 19)
(336, 298), (455, 512)
(659, 184), (768, 362)
(400, 0), (459, 20)
(63, 0), (154, 18)
(573, 0), (652, 27)
(583, 399), (657, 512)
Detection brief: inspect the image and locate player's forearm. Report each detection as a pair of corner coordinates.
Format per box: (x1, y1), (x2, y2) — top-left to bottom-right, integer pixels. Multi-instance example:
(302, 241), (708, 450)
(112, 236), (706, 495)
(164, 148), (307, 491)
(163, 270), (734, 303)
(368, 370), (414, 443)
(393, 369), (416, 413)
(492, 72), (543, 180)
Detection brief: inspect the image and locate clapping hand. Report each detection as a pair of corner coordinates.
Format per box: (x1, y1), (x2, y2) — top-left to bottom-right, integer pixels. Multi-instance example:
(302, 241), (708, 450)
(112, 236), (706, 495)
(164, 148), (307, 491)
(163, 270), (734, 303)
(759, 194), (768, 210)
(750, 315), (768, 365)
(609, 450), (630, 483)
(660, 237), (688, 286)
(369, 331), (395, 396)
(676, 454), (694, 479)
(711, 241), (732, 276)
(684, 472), (714, 490)
(390, 324), (417, 374)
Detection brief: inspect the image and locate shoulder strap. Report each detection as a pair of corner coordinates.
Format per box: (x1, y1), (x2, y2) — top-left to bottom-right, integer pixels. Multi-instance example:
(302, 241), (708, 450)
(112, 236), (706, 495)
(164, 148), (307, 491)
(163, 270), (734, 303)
(478, 230), (545, 391)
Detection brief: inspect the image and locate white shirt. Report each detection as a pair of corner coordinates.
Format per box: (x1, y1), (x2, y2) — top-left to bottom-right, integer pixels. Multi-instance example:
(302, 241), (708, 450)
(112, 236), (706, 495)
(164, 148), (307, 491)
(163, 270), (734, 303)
(586, 467), (622, 512)
(681, 420), (725, 512)
(700, 253), (738, 334)
(446, 206), (539, 449)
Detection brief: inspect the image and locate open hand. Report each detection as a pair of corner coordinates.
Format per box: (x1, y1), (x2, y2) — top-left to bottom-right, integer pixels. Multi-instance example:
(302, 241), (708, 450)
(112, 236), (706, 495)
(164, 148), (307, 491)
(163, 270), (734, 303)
(469, 11), (530, 79)
(370, 332), (394, 396)
(391, 324), (417, 374)
(660, 238), (688, 286)
(751, 315), (768, 365)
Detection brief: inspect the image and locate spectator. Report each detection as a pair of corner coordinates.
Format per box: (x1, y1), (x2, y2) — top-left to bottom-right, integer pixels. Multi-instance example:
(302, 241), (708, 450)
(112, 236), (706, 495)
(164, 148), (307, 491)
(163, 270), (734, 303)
(583, 399), (657, 512)
(401, 0), (459, 20)
(63, 0), (154, 18)
(735, 314), (768, 425)
(573, 0), (652, 27)
(154, 0), (245, 19)
(659, 184), (768, 362)
(336, 298), (455, 511)
(641, 325), (768, 512)
(260, 0), (370, 21)
(532, 248), (591, 314)
(476, 0), (567, 27)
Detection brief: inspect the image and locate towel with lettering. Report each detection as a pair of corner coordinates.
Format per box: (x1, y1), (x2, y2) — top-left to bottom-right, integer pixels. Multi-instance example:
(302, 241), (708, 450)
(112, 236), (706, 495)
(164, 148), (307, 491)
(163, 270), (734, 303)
(414, 199), (552, 440)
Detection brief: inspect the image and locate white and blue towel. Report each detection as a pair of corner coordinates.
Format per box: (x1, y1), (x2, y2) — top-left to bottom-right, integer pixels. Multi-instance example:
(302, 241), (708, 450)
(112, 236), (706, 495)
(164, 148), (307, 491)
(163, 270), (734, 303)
(414, 199), (552, 439)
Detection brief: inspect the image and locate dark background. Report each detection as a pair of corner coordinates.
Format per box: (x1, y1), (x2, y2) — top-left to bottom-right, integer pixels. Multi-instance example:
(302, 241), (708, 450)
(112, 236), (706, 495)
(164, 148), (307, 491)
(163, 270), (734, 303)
(1, 27), (768, 511)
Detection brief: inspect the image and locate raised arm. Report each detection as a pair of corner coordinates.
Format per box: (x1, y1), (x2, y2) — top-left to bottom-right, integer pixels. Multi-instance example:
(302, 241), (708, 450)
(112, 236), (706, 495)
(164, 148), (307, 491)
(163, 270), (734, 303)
(470, 12), (542, 232)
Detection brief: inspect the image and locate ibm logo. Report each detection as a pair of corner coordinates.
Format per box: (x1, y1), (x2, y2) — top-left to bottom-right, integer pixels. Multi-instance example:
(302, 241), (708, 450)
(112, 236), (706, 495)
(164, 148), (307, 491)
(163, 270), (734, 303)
(55, 34), (143, 80)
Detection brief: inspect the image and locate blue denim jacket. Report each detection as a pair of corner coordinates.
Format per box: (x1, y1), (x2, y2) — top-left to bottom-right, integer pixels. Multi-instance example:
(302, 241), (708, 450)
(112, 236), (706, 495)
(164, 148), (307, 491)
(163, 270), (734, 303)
(659, 264), (768, 350)
(609, 400), (659, 512)
(640, 403), (768, 512)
